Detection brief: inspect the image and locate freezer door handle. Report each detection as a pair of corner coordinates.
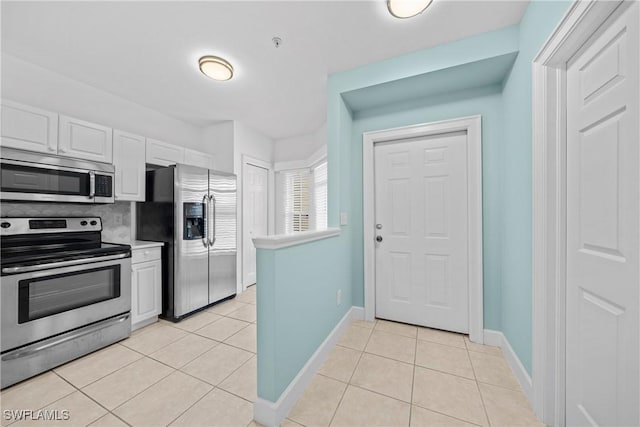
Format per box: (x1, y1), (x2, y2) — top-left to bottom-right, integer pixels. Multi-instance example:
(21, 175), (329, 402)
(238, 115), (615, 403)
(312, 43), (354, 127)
(209, 194), (217, 247)
(202, 195), (209, 248)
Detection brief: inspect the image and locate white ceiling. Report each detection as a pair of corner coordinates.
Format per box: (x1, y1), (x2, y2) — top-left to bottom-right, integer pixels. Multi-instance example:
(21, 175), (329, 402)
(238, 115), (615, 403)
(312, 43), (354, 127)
(1, 1), (528, 140)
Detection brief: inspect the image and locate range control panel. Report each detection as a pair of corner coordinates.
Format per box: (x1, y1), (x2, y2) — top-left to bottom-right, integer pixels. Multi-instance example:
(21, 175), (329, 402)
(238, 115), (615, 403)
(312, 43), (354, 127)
(0, 218), (102, 235)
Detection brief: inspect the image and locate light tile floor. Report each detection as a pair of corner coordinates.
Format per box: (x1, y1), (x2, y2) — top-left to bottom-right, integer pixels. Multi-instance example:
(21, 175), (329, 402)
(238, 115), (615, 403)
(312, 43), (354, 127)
(1, 287), (257, 427)
(2, 287), (542, 427)
(285, 319), (544, 427)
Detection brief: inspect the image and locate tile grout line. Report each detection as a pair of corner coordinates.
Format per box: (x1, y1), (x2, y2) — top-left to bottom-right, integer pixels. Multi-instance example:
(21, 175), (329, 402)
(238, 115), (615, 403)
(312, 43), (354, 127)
(466, 342), (492, 427)
(0, 300), (257, 426)
(356, 323), (470, 351)
(343, 344), (480, 383)
(52, 371), (133, 427)
(325, 320), (376, 427)
(163, 386), (215, 426)
(1, 372), (77, 425)
(59, 344), (144, 390)
(408, 330), (418, 427)
(116, 317), (256, 425)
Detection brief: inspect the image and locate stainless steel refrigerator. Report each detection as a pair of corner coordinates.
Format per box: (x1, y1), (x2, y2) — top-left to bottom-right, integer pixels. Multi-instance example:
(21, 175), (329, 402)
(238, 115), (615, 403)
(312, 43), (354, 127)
(137, 164), (237, 320)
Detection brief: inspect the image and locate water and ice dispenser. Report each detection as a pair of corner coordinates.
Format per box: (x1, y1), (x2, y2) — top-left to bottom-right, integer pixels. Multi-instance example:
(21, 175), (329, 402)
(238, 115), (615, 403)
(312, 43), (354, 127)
(183, 202), (205, 240)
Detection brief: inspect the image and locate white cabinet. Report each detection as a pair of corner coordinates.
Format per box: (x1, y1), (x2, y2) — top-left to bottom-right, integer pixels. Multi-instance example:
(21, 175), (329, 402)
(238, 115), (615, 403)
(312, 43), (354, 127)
(59, 115), (113, 163)
(113, 130), (146, 201)
(146, 138), (185, 166)
(1, 100), (58, 154)
(131, 244), (163, 330)
(184, 148), (215, 169)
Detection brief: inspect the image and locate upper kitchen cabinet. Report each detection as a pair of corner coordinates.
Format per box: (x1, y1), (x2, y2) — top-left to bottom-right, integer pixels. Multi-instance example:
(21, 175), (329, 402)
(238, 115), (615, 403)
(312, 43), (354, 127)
(113, 130), (146, 201)
(184, 148), (215, 169)
(1, 100), (58, 154)
(146, 138), (185, 166)
(59, 115), (113, 163)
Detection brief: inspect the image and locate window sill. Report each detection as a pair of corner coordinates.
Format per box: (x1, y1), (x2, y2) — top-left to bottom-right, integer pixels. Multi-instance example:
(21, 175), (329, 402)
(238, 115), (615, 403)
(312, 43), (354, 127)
(252, 228), (341, 250)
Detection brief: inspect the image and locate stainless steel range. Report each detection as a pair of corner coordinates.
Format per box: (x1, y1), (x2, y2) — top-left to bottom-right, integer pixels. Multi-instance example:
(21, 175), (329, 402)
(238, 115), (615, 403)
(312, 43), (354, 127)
(0, 217), (131, 388)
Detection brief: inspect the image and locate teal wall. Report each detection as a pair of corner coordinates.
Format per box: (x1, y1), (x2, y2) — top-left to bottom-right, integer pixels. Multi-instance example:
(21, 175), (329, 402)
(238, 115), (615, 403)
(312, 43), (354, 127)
(256, 233), (351, 401)
(349, 86), (505, 331)
(500, 0), (572, 373)
(256, 1), (573, 405)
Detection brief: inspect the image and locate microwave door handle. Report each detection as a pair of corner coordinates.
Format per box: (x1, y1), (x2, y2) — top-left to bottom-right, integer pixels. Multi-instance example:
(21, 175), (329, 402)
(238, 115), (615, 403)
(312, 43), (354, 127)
(89, 171), (96, 199)
(202, 195), (209, 248)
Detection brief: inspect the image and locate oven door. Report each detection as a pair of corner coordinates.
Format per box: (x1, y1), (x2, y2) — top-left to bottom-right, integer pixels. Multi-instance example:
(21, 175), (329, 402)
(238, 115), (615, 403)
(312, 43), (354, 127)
(0, 159), (114, 203)
(1, 255), (131, 352)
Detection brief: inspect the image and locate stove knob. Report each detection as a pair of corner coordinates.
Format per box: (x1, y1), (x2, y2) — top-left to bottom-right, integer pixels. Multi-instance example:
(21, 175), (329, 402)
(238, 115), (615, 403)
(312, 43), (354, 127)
(80, 220), (88, 226)
(1, 222), (11, 229)
(90, 220), (98, 226)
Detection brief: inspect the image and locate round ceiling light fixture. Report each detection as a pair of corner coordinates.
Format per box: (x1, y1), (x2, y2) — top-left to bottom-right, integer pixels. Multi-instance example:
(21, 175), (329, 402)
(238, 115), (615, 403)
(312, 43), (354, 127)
(198, 55), (234, 81)
(387, 0), (433, 18)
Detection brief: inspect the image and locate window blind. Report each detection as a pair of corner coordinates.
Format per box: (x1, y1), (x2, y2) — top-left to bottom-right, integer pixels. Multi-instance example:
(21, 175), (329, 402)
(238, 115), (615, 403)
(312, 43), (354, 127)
(277, 169), (310, 234)
(313, 161), (328, 230)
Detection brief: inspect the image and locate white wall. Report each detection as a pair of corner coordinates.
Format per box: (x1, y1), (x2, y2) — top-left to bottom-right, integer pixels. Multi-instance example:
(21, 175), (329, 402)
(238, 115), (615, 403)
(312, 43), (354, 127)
(203, 121), (235, 173)
(1, 54), (206, 152)
(273, 122), (326, 164)
(233, 121), (275, 290)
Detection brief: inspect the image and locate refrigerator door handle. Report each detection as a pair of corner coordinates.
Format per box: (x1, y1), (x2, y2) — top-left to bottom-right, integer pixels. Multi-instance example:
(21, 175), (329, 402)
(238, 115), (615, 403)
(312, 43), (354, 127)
(202, 195), (209, 248)
(209, 194), (217, 247)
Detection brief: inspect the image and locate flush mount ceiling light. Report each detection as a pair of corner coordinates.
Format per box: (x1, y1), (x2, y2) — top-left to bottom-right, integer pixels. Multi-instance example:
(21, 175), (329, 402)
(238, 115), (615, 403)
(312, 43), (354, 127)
(198, 55), (234, 81)
(387, 0), (433, 18)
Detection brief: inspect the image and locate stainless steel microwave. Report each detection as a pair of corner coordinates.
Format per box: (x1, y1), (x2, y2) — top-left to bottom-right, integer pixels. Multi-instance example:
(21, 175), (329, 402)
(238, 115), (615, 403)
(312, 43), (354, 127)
(0, 148), (114, 203)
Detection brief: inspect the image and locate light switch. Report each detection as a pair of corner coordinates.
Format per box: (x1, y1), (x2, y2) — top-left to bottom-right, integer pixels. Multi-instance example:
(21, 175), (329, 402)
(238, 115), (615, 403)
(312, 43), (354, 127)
(340, 212), (348, 226)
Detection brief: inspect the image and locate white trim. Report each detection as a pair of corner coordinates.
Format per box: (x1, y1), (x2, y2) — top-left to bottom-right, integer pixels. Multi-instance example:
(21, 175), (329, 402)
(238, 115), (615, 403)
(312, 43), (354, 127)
(531, 1), (626, 425)
(253, 227), (340, 250)
(274, 159), (308, 172)
(274, 146), (327, 172)
(253, 306), (364, 427)
(241, 155), (275, 291)
(484, 329), (533, 403)
(362, 115), (484, 344)
(482, 329), (503, 347)
(307, 145), (327, 168)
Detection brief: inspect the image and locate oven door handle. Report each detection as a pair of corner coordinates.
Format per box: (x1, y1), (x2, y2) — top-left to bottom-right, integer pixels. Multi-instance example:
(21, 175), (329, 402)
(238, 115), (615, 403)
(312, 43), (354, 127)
(1, 313), (130, 362)
(1, 253), (129, 274)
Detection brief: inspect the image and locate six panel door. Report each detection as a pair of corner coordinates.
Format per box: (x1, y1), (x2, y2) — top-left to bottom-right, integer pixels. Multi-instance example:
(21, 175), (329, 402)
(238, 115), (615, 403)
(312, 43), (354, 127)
(374, 131), (469, 333)
(565, 3), (639, 425)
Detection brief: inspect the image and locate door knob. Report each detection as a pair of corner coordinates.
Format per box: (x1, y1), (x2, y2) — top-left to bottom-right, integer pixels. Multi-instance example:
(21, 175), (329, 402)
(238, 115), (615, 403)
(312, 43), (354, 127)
(376, 236), (383, 242)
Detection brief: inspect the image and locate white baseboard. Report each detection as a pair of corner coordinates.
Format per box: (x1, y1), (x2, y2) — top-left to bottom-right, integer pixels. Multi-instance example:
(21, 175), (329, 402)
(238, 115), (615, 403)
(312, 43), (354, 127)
(483, 329), (533, 403)
(254, 306), (364, 427)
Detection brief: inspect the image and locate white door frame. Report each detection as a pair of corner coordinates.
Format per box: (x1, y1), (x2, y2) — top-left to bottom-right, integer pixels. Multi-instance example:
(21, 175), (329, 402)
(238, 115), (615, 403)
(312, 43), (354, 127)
(531, 1), (629, 424)
(241, 155), (274, 290)
(362, 115), (484, 344)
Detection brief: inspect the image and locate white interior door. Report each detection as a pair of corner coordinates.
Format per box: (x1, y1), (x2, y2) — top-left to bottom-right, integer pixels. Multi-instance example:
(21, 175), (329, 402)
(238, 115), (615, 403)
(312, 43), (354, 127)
(374, 131), (469, 333)
(243, 163), (269, 287)
(566, 3), (639, 426)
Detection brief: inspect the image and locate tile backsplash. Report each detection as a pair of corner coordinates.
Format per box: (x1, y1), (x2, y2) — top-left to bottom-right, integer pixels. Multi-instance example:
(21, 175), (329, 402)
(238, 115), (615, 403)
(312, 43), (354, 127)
(1, 201), (132, 243)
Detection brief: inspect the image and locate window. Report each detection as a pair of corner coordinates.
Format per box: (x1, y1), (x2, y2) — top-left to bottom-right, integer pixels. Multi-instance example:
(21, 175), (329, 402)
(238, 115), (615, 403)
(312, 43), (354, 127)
(277, 169), (310, 233)
(312, 161), (327, 230)
(276, 160), (328, 234)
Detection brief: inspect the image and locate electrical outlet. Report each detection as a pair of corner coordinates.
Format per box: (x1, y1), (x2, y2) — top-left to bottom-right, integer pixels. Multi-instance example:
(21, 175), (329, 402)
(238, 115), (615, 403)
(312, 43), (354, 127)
(337, 289), (342, 306)
(113, 213), (123, 226)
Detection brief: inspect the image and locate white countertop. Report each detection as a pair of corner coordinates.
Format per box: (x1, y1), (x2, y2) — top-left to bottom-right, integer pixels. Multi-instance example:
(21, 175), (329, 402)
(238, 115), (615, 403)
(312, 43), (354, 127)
(130, 240), (164, 250)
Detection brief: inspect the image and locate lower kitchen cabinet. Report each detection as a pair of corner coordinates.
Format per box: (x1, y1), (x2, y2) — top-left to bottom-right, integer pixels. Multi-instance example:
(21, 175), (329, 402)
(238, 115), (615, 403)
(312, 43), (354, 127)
(131, 243), (163, 330)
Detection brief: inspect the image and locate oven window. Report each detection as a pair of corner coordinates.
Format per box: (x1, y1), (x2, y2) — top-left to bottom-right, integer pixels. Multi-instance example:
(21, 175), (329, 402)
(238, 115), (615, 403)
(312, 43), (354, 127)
(18, 265), (121, 323)
(1, 164), (90, 196)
